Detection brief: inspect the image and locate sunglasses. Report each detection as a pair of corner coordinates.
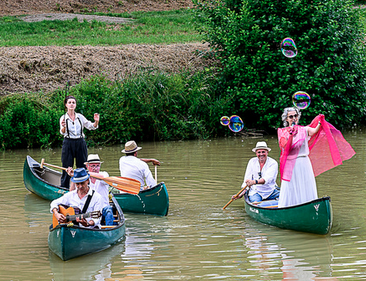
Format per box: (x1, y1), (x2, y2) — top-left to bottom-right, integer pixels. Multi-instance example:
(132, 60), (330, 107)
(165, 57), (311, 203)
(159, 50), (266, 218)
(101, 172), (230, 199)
(256, 150), (267, 154)
(288, 114), (298, 119)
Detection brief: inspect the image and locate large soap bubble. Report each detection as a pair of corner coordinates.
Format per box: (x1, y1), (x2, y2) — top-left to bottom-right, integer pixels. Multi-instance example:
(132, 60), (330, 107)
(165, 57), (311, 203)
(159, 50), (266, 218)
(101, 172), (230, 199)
(292, 91), (311, 109)
(281, 38), (298, 58)
(228, 115), (244, 133)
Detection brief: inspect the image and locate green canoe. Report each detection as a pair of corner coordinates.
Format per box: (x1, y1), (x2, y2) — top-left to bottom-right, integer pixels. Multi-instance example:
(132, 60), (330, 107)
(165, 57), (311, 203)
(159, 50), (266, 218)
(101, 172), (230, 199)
(23, 155), (169, 215)
(113, 182), (169, 216)
(244, 193), (333, 235)
(48, 196), (126, 261)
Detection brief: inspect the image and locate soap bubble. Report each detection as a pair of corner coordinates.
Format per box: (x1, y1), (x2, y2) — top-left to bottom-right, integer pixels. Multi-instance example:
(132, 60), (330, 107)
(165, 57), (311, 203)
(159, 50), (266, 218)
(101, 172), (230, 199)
(220, 116), (230, 126)
(292, 91), (311, 109)
(228, 115), (244, 133)
(281, 38), (298, 58)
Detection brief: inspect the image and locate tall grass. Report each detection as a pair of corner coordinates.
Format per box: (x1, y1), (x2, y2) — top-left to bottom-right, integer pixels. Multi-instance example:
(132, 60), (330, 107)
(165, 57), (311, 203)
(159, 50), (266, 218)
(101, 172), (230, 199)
(0, 9), (201, 46)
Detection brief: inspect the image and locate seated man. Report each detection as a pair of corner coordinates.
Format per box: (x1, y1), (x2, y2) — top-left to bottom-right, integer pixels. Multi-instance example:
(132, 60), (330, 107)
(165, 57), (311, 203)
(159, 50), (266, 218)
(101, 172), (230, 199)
(233, 141), (279, 203)
(51, 168), (103, 228)
(67, 154), (114, 226)
(119, 140), (160, 191)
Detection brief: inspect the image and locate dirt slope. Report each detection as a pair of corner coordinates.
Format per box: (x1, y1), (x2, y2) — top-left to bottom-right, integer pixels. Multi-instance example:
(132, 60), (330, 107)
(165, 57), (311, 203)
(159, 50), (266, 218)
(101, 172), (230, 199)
(0, 0), (193, 16)
(0, 0), (213, 94)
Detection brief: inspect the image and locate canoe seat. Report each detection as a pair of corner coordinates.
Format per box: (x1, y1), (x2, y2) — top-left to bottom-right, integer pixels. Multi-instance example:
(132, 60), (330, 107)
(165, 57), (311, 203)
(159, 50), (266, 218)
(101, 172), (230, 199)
(256, 200), (278, 209)
(101, 225), (116, 229)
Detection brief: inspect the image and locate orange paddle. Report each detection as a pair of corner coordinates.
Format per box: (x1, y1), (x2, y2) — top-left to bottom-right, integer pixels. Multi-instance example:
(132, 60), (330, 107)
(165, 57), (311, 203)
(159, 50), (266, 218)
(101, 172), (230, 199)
(40, 159), (140, 194)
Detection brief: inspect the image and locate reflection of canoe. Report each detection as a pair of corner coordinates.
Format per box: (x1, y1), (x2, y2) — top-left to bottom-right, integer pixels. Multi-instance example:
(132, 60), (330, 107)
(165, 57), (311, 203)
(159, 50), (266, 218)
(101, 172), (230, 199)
(113, 182), (169, 216)
(23, 155), (169, 215)
(48, 196), (126, 261)
(244, 193), (332, 235)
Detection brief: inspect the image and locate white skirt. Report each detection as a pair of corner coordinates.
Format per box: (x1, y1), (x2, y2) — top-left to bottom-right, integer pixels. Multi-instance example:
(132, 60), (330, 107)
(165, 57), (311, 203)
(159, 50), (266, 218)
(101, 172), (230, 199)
(278, 156), (318, 208)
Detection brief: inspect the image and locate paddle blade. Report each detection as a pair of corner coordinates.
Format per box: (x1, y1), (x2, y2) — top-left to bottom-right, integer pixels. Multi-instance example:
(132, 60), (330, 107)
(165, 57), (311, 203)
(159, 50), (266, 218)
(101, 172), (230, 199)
(89, 172), (140, 194)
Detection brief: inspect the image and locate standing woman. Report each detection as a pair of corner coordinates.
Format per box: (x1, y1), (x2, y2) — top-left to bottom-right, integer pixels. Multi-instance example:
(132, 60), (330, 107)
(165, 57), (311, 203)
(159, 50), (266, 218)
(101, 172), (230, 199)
(60, 95), (99, 188)
(277, 107), (321, 208)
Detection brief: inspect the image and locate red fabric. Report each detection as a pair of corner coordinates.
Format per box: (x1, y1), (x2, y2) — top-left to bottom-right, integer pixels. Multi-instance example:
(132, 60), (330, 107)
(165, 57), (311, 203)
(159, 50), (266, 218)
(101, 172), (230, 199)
(308, 114), (355, 177)
(278, 114), (355, 181)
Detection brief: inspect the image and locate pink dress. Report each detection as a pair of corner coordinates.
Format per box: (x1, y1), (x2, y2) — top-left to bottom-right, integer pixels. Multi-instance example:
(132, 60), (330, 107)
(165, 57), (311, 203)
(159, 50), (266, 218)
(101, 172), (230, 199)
(278, 127), (317, 207)
(277, 114), (355, 208)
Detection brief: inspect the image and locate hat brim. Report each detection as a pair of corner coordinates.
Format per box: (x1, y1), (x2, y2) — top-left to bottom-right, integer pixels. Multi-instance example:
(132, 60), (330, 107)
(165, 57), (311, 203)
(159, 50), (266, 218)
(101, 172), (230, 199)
(70, 174), (90, 183)
(252, 147), (271, 152)
(121, 146), (142, 153)
(84, 161), (104, 165)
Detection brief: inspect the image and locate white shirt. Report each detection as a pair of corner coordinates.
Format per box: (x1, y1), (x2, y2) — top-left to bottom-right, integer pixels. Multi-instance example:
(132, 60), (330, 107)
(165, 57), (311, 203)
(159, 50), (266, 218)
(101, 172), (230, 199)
(89, 171), (110, 209)
(119, 156), (156, 190)
(242, 156), (278, 199)
(59, 112), (97, 139)
(50, 187), (103, 228)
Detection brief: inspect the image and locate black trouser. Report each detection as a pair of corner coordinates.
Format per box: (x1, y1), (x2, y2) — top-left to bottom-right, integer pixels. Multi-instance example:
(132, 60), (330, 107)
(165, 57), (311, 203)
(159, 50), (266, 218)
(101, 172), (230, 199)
(61, 138), (88, 188)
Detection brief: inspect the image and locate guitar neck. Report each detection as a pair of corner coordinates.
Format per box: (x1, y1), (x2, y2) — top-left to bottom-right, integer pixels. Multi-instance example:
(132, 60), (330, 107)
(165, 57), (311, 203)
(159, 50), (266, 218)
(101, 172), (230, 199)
(66, 212), (93, 222)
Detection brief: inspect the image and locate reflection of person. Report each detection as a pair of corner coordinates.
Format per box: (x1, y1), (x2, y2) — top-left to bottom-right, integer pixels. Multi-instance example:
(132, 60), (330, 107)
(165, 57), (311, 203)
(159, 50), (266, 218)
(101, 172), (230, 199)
(59, 95), (99, 189)
(50, 168), (103, 228)
(119, 140), (160, 191)
(67, 154), (114, 226)
(277, 107), (321, 208)
(233, 141), (279, 203)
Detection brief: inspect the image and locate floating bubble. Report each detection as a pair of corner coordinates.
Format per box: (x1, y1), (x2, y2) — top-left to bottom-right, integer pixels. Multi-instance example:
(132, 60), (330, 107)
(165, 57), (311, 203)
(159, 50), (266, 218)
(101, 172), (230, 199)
(220, 116), (230, 126)
(280, 38), (298, 58)
(292, 91), (311, 109)
(228, 115), (244, 133)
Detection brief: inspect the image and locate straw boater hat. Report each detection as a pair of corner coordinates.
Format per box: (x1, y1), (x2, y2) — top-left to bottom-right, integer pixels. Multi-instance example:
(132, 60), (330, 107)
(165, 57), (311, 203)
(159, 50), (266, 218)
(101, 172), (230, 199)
(84, 154), (103, 165)
(122, 140), (142, 154)
(252, 141), (271, 152)
(70, 168), (90, 183)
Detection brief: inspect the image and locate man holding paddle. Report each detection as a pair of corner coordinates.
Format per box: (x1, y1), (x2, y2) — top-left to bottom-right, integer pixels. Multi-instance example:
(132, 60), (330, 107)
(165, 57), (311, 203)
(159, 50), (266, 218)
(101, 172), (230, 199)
(119, 140), (160, 191)
(232, 141), (279, 203)
(51, 168), (103, 228)
(66, 154), (114, 226)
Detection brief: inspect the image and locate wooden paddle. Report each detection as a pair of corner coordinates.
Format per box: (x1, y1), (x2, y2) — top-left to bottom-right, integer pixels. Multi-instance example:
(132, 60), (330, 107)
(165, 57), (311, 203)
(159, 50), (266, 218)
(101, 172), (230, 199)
(155, 165), (158, 182)
(40, 159), (140, 194)
(222, 185), (248, 210)
(88, 172), (140, 194)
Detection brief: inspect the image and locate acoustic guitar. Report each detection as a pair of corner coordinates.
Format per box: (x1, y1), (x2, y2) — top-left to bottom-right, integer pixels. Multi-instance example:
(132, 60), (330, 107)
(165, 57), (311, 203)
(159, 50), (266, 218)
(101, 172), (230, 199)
(52, 205), (102, 228)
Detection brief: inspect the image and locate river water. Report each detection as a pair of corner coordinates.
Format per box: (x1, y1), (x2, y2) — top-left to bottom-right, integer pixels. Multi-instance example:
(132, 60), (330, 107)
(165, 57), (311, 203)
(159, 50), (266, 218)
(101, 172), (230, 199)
(1, 131), (366, 280)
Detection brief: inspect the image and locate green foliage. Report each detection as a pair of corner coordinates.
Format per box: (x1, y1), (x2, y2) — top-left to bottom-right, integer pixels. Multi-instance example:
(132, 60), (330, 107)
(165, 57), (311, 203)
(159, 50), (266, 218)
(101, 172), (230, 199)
(0, 71), (230, 149)
(194, 0), (366, 129)
(0, 9), (201, 46)
(0, 94), (63, 149)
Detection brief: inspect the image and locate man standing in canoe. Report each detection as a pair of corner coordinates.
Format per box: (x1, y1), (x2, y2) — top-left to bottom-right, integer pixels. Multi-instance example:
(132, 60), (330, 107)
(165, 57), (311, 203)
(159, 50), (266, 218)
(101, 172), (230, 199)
(66, 154), (114, 226)
(119, 140), (160, 191)
(51, 167), (103, 228)
(232, 141), (279, 203)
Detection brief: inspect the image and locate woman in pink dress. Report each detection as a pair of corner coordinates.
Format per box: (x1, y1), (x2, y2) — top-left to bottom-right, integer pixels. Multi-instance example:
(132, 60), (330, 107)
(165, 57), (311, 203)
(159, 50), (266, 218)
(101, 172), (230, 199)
(277, 107), (321, 208)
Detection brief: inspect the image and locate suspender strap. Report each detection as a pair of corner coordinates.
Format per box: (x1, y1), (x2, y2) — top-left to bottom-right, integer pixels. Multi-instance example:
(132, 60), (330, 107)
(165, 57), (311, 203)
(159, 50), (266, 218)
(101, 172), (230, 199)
(77, 117), (83, 137)
(82, 190), (95, 214)
(65, 114), (70, 138)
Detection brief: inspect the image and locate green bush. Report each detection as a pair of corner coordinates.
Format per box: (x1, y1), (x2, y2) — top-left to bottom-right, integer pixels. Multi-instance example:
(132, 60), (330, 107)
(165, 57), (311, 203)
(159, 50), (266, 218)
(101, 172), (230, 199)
(0, 94), (63, 149)
(194, 0), (366, 130)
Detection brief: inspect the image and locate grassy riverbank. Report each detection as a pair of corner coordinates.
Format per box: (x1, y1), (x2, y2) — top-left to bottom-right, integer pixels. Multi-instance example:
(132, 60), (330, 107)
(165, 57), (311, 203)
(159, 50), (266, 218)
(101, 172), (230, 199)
(0, 9), (201, 46)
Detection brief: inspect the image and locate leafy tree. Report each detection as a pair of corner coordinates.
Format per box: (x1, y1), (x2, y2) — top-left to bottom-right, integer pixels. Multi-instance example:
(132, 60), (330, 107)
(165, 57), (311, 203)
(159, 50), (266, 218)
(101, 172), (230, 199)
(194, 0), (366, 130)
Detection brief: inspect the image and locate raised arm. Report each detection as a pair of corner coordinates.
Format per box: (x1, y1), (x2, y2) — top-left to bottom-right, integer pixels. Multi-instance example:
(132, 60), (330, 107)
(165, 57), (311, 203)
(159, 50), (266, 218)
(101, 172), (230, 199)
(308, 121), (321, 137)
